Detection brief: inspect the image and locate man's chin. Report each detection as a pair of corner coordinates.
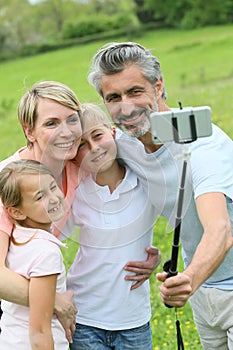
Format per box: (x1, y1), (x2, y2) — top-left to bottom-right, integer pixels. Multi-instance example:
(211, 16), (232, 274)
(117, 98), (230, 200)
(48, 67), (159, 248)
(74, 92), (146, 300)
(119, 123), (150, 138)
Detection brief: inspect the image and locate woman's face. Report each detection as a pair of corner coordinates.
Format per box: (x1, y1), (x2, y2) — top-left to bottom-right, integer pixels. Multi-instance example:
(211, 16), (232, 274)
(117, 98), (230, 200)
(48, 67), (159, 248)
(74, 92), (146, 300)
(27, 98), (82, 162)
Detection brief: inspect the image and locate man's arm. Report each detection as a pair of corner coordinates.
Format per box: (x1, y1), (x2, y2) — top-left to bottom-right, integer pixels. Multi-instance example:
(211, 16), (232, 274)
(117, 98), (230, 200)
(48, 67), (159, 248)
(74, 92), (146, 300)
(124, 246), (162, 290)
(157, 192), (233, 307)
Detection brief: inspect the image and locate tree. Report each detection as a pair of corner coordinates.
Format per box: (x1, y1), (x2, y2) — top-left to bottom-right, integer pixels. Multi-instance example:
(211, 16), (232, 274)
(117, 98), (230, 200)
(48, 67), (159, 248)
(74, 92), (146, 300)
(144, 0), (233, 28)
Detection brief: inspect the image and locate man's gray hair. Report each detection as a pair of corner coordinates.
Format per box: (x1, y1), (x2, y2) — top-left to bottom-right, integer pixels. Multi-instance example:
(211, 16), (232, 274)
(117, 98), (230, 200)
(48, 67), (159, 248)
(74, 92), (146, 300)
(88, 42), (167, 100)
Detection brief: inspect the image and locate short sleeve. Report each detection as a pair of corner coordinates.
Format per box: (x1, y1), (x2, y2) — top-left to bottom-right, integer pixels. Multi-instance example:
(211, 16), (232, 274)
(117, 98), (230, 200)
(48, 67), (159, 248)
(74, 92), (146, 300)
(27, 240), (64, 278)
(190, 125), (233, 199)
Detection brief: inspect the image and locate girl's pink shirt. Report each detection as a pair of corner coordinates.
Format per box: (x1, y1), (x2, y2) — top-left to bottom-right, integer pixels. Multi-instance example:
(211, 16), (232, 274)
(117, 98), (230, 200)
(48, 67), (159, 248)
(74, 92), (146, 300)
(0, 147), (80, 238)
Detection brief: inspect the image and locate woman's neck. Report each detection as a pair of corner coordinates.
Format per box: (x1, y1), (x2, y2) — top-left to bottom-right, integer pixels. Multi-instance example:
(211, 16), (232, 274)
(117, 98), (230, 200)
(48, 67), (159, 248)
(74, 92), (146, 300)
(20, 146), (66, 189)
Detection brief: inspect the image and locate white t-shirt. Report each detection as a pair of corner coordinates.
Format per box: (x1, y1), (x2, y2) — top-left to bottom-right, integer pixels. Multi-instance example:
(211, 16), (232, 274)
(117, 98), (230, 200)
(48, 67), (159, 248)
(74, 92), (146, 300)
(0, 226), (68, 350)
(116, 124), (233, 288)
(64, 166), (158, 330)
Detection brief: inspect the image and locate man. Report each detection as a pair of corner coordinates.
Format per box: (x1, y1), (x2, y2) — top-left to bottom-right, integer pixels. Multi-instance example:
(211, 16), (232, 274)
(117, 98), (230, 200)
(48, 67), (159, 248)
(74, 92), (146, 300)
(88, 41), (233, 349)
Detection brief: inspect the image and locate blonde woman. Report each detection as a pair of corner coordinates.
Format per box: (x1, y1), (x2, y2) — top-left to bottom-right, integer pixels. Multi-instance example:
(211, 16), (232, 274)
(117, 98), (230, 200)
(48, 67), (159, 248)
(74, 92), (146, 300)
(0, 81), (82, 341)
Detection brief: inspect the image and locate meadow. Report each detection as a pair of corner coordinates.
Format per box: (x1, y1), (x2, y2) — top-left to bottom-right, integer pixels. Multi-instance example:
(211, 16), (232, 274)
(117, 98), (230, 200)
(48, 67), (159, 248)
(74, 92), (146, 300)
(0, 24), (233, 349)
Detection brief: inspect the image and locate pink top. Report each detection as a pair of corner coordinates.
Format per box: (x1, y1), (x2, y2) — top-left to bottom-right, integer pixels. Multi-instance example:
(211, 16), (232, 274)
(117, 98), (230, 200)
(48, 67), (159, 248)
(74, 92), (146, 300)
(0, 226), (68, 349)
(0, 147), (80, 238)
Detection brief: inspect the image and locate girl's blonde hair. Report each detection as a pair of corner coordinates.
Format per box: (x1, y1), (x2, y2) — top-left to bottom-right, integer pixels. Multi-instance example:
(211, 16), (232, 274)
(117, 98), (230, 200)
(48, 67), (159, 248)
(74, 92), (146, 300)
(0, 159), (53, 209)
(18, 80), (82, 146)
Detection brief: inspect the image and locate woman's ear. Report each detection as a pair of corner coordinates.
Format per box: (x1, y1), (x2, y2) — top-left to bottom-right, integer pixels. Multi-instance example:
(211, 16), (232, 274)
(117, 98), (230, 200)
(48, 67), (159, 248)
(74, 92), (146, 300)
(23, 125), (35, 143)
(7, 207), (26, 221)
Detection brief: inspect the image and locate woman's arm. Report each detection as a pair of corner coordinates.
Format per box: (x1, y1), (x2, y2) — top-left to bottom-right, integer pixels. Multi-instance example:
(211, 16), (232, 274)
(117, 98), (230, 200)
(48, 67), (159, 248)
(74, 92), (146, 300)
(0, 231), (29, 304)
(29, 274), (57, 350)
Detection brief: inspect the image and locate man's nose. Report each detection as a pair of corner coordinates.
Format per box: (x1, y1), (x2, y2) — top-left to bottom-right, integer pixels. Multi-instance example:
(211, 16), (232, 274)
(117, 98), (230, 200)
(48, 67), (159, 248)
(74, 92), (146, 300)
(118, 102), (136, 117)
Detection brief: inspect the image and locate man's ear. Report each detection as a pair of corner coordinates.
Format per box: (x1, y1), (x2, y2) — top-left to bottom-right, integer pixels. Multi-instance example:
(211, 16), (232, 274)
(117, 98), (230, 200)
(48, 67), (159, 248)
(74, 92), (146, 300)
(7, 207), (26, 221)
(23, 125), (35, 143)
(155, 77), (164, 99)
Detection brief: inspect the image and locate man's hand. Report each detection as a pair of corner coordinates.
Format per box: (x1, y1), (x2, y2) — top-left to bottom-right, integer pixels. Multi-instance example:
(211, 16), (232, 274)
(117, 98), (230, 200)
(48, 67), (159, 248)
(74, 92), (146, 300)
(54, 290), (77, 343)
(156, 271), (192, 307)
(124, 246), (162, 290)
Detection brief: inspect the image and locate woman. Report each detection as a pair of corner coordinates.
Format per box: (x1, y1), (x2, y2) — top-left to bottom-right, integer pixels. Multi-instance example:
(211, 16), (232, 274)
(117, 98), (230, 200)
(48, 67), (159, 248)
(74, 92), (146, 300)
(0, 80), (82, 341)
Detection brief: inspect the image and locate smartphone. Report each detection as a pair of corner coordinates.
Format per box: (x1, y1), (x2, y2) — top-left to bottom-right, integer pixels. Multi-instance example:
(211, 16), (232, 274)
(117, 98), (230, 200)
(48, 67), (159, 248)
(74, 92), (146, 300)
(150, 106), (212, 144)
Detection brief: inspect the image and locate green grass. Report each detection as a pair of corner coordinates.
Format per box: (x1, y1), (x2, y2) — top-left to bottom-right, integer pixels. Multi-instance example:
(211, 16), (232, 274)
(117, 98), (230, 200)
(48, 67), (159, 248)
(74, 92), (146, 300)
(1, 24), (233, 349)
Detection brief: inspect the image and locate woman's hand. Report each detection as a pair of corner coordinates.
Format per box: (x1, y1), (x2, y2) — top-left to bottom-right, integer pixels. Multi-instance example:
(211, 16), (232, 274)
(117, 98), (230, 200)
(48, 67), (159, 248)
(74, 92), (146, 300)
(54, 290), (78, 343)
(124, 246), (162, 290)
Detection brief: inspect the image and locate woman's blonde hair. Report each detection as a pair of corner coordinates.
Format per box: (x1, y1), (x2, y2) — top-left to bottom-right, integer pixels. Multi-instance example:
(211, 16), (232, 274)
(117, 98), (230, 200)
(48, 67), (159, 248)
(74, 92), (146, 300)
(18, 80), (82, 146)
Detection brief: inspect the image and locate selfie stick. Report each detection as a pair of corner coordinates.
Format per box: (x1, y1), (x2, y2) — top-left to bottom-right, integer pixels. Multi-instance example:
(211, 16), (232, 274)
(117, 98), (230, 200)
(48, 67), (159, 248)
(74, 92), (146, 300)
(163, 105), (197, 304)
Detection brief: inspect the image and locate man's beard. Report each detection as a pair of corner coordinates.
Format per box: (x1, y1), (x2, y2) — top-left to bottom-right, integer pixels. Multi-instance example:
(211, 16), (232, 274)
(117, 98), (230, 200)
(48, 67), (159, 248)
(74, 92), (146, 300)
(116, 110), (151, 138)
(114, 99), (158, 138)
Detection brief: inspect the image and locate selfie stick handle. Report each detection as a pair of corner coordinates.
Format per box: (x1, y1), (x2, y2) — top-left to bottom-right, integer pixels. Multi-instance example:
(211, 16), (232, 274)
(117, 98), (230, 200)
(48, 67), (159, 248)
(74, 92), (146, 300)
(163, 157), (188, 308)
(168, 159), (187, 277)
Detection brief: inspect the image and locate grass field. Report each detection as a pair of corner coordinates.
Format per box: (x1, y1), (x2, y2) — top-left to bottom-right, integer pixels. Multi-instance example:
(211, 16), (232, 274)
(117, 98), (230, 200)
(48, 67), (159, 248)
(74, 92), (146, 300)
(0, 24), (233, 349)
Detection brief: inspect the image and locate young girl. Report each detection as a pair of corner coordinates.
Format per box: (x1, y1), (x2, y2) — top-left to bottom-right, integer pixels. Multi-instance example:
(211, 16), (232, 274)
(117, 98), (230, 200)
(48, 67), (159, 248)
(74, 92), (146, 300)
(0, 159), (69, 350)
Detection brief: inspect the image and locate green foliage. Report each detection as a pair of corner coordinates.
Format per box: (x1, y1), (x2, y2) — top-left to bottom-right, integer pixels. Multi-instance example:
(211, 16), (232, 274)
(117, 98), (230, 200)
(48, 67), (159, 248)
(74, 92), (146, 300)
(0, 0), (232, 60)
(180, 0), (233, 29)
(62, 13), (140, 39)
(144, 0), (233, 28)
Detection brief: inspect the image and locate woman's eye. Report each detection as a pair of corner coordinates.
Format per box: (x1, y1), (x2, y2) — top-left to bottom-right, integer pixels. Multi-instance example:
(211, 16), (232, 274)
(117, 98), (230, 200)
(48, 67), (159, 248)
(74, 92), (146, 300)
(68, 114), (80, 124)
(45, 120), (56, 127)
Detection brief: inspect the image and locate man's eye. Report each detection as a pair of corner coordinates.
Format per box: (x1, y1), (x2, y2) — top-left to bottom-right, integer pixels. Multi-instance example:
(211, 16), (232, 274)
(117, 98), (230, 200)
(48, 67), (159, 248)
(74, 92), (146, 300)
(129, 89), (144, 96)
(106, 94), (120, 103)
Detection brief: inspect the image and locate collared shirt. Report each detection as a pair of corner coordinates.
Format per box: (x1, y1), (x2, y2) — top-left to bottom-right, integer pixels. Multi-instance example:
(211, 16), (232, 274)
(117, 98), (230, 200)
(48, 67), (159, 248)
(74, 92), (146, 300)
(64, 166), (158, 330)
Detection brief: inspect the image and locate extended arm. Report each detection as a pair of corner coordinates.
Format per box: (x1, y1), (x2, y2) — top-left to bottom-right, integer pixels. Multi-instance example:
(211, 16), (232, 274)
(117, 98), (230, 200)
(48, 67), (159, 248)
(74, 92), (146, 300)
(157, 192), (233, 307)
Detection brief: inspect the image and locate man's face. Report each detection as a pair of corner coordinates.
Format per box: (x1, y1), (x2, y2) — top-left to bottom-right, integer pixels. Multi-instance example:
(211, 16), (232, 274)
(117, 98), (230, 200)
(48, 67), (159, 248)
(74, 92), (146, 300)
(100, 64), (158, 138)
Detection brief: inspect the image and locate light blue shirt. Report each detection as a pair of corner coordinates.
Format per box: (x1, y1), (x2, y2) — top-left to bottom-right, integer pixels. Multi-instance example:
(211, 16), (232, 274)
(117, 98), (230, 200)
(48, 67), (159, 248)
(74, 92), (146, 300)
(116, 124), (233, 290)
